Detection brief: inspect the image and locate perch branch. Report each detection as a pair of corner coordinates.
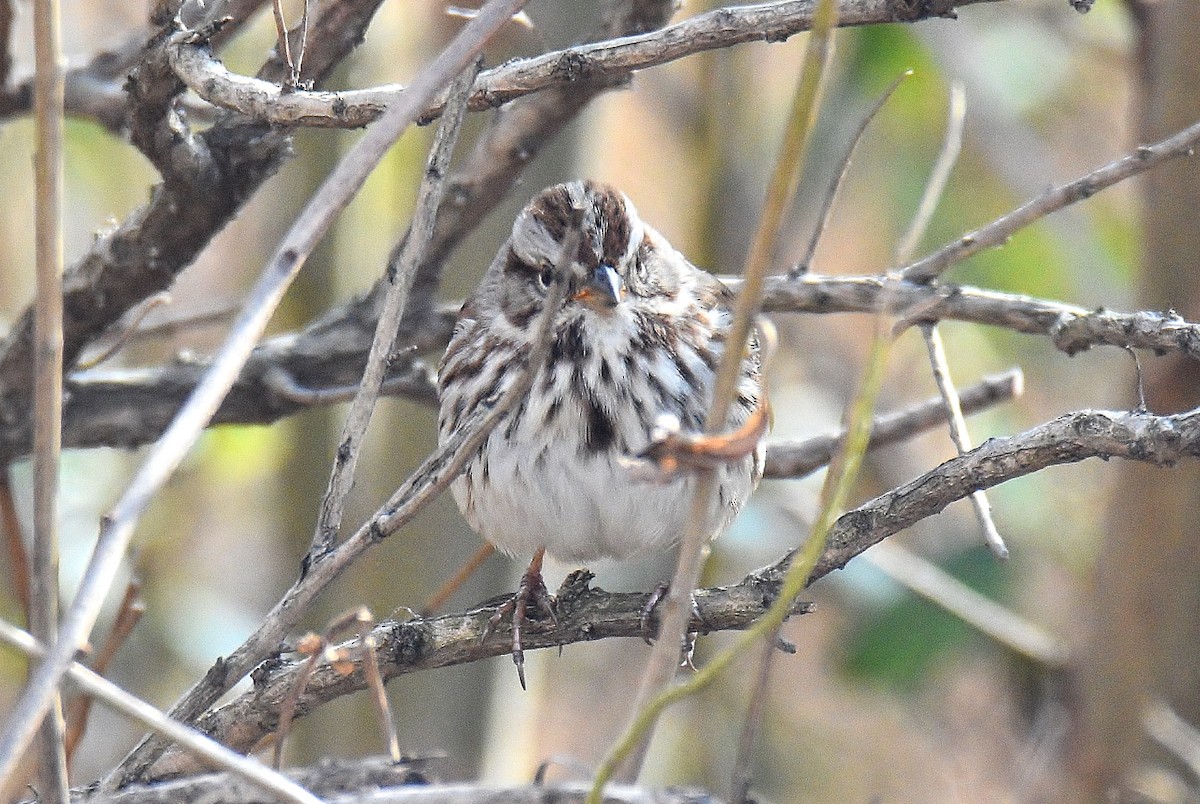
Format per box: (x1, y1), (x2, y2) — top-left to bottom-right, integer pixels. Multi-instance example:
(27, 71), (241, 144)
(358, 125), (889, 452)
(139, 403), (1200, 776)
(146, 571), (817, 773)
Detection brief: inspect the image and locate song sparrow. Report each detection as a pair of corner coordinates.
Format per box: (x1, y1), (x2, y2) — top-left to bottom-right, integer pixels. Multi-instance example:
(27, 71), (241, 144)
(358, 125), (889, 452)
(437, 180), (765, 685)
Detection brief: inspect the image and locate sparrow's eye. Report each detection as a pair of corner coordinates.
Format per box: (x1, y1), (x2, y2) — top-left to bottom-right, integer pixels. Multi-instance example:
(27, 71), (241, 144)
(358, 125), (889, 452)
(537, 263), (554, 289)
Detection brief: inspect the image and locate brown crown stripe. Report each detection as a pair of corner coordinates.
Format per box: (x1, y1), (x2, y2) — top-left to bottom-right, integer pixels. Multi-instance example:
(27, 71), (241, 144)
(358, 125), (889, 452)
(528, 184), (575, 243)
(588, 183), (632, 268)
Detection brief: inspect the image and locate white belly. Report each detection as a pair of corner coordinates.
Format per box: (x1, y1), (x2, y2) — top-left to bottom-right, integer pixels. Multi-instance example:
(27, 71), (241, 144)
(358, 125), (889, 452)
(453, 436), (748, 563)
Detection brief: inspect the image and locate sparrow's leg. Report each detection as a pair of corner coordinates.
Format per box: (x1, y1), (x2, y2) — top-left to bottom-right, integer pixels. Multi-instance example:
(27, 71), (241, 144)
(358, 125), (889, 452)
(488, 546), (556, 689)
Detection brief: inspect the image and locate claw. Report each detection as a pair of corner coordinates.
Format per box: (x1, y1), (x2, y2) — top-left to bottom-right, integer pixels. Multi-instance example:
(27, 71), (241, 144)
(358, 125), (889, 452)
(487, 547), (556, 689)
(640, 584), (708, 651)
(640, 583), (669, 645)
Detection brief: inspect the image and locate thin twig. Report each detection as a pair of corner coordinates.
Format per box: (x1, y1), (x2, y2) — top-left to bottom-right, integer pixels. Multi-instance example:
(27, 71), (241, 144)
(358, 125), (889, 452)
(273, 608), (393, 768)
(63, 580), (146, 762)
(0, 472), (30, 617)
(0, 0), (530, 784)
(794, 69), (912, 274)
(264, 365), (435, 407)
(109, 200), (571, 787)
(358, 623), (400, 764)
(609, 0), (836, 789)
(863, 541), (1067, 666)
(901, 114), (1200, 283)
(76, 292), (173, 370)
(921, 324), (1008, 557)
(898, 84), (1007, 557)
(730, 633), (776, 802)
(294, 0), (309, 87)
(308, 59), (477, 560)
(31, 0), (69, 796)
(421, 542), (496, 615)
(272, 638), (318, 770)
(895, 83), (965, 265)
(270, 0), (296, 89)
(0, 618), (322, 804)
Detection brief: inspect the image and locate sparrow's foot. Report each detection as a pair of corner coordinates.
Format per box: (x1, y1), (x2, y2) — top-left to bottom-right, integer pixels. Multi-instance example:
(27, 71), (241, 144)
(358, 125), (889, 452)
(639, 584), (708, 647)
(487, 547), (556, 690)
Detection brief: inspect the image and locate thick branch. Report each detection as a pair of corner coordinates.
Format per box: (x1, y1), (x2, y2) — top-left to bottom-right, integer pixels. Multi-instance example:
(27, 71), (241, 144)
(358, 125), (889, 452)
(753, 274), (1200, 360)
(10, 277), (1193, 458)
(0, 0), (389, 464)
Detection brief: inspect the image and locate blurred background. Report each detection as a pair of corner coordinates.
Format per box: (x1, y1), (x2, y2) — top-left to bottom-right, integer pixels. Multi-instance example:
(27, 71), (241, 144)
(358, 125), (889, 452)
(3, 0), (1195, 800)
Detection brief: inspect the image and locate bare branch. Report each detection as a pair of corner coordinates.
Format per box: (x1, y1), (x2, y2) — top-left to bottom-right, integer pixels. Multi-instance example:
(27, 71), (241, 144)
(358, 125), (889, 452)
(147, 571), (817, 773)
(135, 403), (1200, 777)
(797, 69), (911, 273)
(921, 323), (1008, 557)
(754, 274), (1200, 360)
(901, 115), (1200, 283)
(309, 60), (476, 559)
(0, 0), (529, 784)
(0, 619), (321, 804)
(167, 0), (1004, 130)
(13, 276), (1188, 460)
(763, 368), (1023, 478)
(63, 581), (145, 762)
(811, 406), (1200, 579)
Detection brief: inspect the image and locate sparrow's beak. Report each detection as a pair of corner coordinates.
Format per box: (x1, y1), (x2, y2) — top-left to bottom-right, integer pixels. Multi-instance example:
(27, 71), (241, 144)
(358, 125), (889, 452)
(572, 263), (624, 310)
